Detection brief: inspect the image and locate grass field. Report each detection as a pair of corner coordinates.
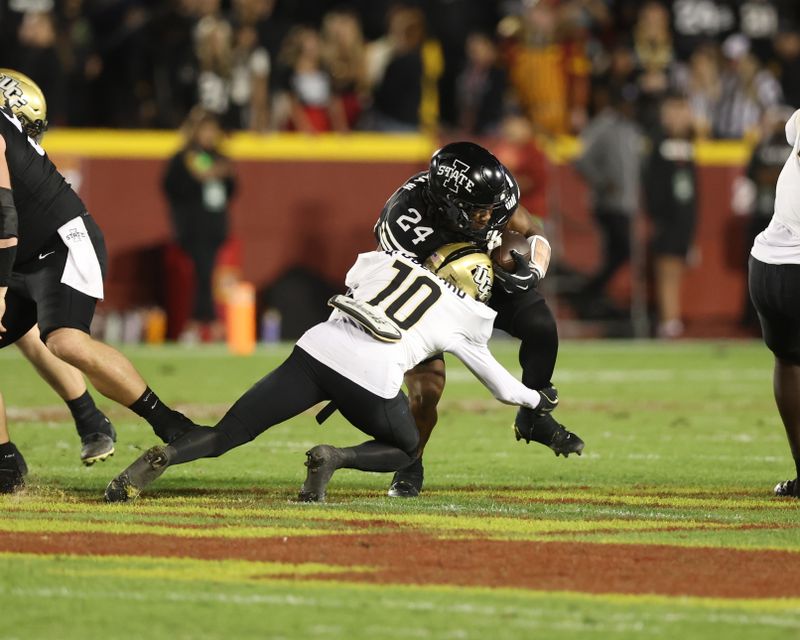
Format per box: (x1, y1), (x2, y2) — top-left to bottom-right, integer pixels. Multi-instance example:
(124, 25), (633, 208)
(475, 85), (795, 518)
(1, 339), (799, 640)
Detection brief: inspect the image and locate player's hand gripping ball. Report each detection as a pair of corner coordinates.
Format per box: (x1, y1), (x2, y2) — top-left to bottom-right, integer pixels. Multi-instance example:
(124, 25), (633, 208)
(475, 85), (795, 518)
(491, 230), (536, 294)
(490, 230), (531, 273)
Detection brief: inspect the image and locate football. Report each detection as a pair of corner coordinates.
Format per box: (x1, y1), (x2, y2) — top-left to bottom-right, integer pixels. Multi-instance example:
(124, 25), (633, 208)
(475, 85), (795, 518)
(490, 230), (531, 273)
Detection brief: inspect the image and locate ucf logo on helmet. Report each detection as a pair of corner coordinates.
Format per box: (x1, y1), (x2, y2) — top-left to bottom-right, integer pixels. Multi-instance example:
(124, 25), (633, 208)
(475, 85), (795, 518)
(438, 159), (475, 195)
(0, 77), (26, 110)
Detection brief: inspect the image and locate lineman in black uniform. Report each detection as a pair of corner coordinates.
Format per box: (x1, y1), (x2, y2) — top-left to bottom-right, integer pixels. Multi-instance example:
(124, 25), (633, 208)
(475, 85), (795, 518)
(375, 141), (584, 497)
(0, 70), (194, 493)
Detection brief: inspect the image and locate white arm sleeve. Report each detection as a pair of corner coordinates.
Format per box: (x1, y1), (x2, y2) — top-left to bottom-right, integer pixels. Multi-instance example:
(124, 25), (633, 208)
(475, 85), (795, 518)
(448, 339), (541, 409)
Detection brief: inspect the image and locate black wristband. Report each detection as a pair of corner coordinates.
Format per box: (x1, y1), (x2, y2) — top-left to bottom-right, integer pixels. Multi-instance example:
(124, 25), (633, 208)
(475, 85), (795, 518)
(0, 244), (16, 286)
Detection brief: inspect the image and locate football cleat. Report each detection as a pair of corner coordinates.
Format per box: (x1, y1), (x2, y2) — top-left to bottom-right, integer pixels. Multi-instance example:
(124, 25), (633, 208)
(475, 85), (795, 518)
(548, 424), (585, 458)
(514, 410), (584, 458)
(298, 445), (345, 503)
(80, 433), (115, 466)
(774, 478), (799, 498)
(104, 446), (170, 503)
(387, 458), (424, 498)
(387, 479), (420, 498)
(0, 443), (27, 493)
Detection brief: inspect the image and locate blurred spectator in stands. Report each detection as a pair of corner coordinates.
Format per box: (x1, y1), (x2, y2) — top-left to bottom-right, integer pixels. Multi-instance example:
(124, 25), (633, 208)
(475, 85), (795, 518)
(425, 0), (501, 129)
(643, 93), (697, 339)
(230, 20), (270, 131)
(573, 88), (641, 315)
(147, 0), (200, 128)
(194, 15), (236, 128)
(673, 44), (723, 139)
(772, 28), (800, 108)
(8, 11), (67, 127)
(738, 0), (781, 62)
(163, 108), (236, 343)
(56, 0), (104, 127)
(492, 114), (549, 218)
(714, 33), (783, 139)
(83, 0), (151, 127)
(277, 26), (344, 132)
(504, 0), (589, 136)
(454, 32), (507, 135)
(363, 5), (441, 132)
(322, 8), (368, 130)
(732, 105), (796, 328)
(631, 2), (675, 130)
(671, 0), (737, 61)
(594, 44), (639, 112)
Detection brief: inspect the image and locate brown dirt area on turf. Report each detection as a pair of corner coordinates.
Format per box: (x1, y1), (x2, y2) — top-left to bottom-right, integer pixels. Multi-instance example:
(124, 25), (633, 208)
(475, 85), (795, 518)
(2, 530), (799, 599)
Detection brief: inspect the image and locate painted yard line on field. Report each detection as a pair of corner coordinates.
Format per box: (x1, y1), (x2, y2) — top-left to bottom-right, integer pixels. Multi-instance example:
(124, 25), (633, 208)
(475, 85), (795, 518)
(5, 488), (797, 519)
(2, 581), (799, 633)
(0, 518), (361, 539)
(4, 551), (800, 614)
(1, 510), (791, 550)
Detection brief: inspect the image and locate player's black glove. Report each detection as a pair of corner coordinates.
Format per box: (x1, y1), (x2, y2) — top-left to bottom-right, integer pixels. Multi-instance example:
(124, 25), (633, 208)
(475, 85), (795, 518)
(535, 386), (559, 415)
(513, 387), (558, 443)
(493, 250), (537, 294)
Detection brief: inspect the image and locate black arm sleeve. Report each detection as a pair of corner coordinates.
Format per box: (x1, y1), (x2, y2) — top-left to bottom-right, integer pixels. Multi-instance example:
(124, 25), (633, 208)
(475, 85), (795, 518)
(0, 187), (18, 238)
(0, 244), (16, 286)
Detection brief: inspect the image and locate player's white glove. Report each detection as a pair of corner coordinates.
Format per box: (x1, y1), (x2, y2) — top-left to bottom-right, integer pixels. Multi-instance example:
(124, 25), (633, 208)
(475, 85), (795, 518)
(527, 235), (551, 283)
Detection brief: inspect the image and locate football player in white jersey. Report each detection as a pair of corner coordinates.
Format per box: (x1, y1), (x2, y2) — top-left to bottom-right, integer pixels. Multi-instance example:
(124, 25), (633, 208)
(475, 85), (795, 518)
(749, 108), (800, 498)
(105, 244), (560, 502)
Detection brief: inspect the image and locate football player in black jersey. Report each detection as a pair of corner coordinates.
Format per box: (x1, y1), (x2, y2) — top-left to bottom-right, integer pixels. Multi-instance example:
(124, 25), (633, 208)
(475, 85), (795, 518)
(0, 69), (195, 493)
(374, 141), (584, 497)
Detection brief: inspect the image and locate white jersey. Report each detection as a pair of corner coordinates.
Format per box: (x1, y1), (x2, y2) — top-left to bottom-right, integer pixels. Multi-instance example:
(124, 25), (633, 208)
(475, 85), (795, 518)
(296, 251), (541, 409)
(751, 108), (800, 264)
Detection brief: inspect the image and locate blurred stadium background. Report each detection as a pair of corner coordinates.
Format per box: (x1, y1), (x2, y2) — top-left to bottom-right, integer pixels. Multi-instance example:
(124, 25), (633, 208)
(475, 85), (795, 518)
(2, 0), (799, 343)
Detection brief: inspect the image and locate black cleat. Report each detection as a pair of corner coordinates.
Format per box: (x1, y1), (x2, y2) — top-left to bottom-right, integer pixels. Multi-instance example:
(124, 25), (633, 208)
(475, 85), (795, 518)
(0, 443), (27, 493)
(298, 445), (344, 503)
(387, 479), (420, 498)
(514, 410), (585, 458)
(547, 423), (585, 458)
(774, 478), (799, 498)
(387, 458), (424, 498)
(104, 446), (170, 503)
(81, 433), (115, 466)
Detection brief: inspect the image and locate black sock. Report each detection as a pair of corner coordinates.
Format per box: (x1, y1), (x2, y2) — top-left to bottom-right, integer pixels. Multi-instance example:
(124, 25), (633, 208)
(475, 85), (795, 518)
(0, 441), (14, 457)
(66, 390), (97, 423)
(129, 387), (194, 443)
(67, 391), (114, 439)
(395, 454), (423, 477)
(794, 457), (800, 480)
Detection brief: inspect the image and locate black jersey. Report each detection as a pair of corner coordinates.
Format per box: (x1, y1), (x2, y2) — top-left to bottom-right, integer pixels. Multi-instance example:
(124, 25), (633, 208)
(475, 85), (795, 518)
(374, 172), (496, 260)
(1, 104), (86, 264)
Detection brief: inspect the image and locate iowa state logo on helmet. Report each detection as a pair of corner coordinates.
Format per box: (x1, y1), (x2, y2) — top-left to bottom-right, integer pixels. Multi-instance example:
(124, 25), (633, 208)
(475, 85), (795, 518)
(437, 159), (475, 195)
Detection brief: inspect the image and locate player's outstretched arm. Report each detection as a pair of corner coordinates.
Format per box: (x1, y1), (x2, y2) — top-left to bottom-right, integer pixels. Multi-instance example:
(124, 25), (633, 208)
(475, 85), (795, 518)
(448, 339), (545, 410)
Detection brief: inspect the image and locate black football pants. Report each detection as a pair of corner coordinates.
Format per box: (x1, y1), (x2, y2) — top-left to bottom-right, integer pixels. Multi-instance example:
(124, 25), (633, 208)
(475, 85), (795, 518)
(167, 346), (419, 471)
(490, 286), (558, 390)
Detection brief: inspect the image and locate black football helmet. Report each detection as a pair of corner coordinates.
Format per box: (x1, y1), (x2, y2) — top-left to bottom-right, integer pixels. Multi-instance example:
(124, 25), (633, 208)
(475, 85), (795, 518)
(427, 141), (520, 241)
